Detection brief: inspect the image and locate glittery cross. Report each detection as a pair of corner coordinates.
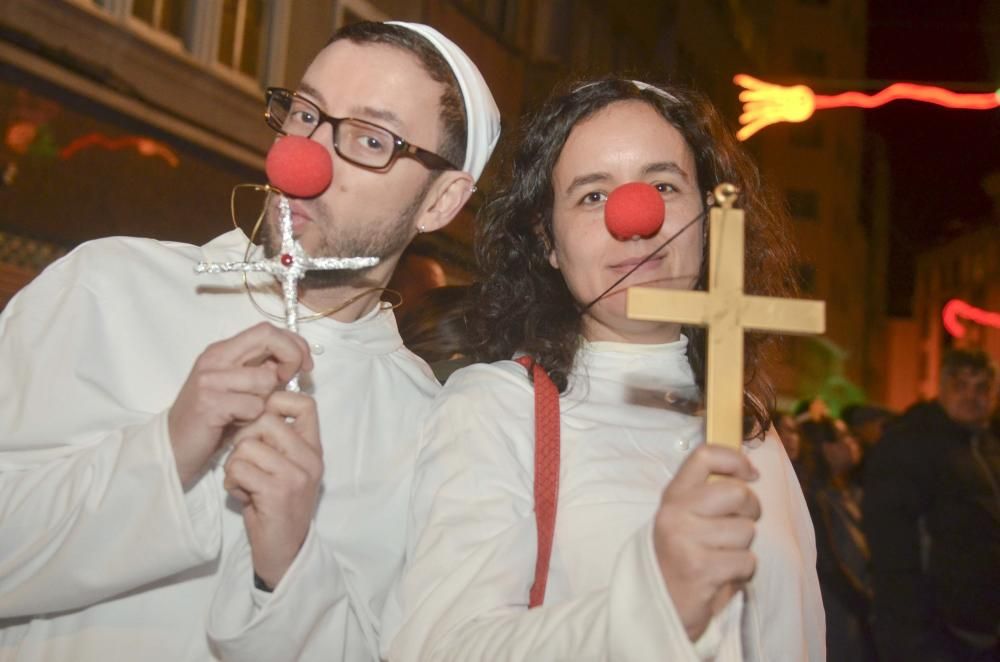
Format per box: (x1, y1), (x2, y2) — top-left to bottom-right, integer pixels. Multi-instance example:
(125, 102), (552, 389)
(196, 195), (379, 391)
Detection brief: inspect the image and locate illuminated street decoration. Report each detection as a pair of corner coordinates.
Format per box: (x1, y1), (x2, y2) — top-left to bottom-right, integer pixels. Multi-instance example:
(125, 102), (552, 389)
(734, 74), (1000, 141)
(59, 133), (180, 167)
(942, 298), (1000, 339)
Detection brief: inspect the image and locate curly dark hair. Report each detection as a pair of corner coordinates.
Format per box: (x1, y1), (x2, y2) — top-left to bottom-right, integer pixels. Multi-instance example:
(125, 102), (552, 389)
(469, 77), (800, 440)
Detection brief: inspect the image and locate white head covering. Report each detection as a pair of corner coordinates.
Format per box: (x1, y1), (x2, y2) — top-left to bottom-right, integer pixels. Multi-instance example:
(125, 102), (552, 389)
(572, 79), (680, 103)
(630, 80), (680, 103)
(387, 21), (500, 183)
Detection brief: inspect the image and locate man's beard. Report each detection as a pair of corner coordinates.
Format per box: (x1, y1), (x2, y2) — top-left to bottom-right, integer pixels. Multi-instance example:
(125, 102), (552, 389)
(261, 177), (431, 289)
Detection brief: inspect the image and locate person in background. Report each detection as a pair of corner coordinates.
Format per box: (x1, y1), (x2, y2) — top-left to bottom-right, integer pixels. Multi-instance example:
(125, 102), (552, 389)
(800, 413), (876, 661)
(387, 250), (448, 315)
(841, 403), (894, 451)
(864, 348), (1000, 662)
(397, 284), (472, 382)
(773, 410), (803, 461)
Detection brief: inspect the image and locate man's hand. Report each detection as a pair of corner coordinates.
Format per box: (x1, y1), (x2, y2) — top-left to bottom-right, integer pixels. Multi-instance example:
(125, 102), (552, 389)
(168, 322), (313, 487)
(652, 445), (761, 641)
(223, 391), (323, 590)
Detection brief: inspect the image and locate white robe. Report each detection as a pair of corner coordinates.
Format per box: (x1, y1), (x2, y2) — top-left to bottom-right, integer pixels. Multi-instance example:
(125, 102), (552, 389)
(384, 338), (825, 661)
(0, 229), (437, 661)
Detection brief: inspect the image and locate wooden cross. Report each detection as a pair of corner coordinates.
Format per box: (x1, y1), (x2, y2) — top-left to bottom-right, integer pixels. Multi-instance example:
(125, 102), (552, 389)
(196, 194), (378, 391)
(626, 183), (825, 448)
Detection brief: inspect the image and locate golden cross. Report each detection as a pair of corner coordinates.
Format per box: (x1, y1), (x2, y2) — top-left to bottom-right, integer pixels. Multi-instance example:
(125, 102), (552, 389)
(626, 183), (826, 448)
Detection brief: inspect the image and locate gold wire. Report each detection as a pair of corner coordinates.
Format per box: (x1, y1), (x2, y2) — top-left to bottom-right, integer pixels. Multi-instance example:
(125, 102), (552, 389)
(229, 183), (403, 322)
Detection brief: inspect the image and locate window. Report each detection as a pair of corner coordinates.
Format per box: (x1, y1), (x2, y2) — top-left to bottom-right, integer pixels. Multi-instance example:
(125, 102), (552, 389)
(787, 189), (820, 220)
(533, 0), (572, 63)
(217, 0), (265, 78)
(132, 0), (188, 38)
(68, 0), (281, 86)
(456, 0), (523, 49)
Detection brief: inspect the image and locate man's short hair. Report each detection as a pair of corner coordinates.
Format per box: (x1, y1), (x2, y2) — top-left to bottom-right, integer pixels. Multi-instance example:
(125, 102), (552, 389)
(941, 348), (998, 380)
(328, 22), (468, 171)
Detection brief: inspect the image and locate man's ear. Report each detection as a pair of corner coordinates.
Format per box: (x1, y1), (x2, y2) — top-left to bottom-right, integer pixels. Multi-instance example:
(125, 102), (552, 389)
(413, 171), (475, 234)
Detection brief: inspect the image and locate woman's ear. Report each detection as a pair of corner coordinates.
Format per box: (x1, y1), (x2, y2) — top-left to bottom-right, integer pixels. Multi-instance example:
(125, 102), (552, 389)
(535, 223), (558, 269)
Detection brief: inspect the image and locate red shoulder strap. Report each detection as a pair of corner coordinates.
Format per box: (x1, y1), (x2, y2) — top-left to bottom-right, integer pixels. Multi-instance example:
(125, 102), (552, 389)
(515, 356), (561, 608)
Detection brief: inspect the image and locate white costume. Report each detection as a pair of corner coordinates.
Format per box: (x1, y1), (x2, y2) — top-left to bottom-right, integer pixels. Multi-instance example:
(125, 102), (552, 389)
(0, 229), (437, 661)
(385, 338), (825, 661)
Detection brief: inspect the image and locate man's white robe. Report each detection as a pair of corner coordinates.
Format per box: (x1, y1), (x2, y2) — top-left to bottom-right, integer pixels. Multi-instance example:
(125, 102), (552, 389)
(0, 229), (437, 661)
(385, 338), (825, 661)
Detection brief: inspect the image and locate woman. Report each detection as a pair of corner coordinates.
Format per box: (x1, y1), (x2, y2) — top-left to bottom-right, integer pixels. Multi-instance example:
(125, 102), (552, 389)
(799, 415), (876, 661)
(384, 78), (823, 660)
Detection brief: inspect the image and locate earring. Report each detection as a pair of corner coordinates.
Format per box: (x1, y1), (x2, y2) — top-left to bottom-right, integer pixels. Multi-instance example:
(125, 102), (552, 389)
(417, 225), (426, 234)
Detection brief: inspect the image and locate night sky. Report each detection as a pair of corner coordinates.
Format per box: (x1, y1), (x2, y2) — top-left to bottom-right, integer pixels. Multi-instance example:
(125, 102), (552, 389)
(866, 0), (1000, 315)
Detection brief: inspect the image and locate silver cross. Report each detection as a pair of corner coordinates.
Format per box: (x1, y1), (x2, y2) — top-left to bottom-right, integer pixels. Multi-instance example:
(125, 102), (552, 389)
(196, 195), (379, 391)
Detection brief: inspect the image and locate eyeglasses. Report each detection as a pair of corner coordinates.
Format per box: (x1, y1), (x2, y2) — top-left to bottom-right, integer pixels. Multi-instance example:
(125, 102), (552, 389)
(264, 87), (458, 172)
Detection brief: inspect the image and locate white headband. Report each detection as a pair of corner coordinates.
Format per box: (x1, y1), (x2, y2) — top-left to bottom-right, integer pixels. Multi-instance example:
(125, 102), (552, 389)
(571, 79), (680, 103)
(387, 21), (500, 183)
(629, 80), (680, 103)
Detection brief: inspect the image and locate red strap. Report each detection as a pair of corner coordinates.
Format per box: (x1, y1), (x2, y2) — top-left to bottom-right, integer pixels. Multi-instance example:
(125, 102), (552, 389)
(515, 356), (560, 608)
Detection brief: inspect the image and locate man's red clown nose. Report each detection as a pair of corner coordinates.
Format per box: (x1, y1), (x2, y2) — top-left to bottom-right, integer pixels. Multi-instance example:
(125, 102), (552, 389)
(265, 136), (333, 198)
(604, 182), (665, 240)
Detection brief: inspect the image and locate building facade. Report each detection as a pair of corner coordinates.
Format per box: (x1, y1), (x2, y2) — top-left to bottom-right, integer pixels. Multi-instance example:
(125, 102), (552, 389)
(1, 0), (880, 409)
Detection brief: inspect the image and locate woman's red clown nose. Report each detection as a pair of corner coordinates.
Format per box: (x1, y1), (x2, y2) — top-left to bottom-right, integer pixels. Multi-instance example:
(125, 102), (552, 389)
(265, 136), (333, 198)
(604, 182), (665, 240)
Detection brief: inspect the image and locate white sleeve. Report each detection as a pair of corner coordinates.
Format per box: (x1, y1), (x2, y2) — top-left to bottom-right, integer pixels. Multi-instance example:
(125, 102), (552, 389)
(740, 433), (826, 661)
(207, 526), (377, 662)
(384, 371), (743, 661)
(0, 254), (222, 617)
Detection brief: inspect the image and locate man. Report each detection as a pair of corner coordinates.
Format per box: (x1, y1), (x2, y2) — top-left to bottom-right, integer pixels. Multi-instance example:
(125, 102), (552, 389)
(864, 348), (1000, 662)
(0, 20), (499, 662)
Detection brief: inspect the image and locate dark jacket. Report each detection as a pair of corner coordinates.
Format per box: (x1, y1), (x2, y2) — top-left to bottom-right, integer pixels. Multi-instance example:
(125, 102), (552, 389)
(863, 400), (1000, 661)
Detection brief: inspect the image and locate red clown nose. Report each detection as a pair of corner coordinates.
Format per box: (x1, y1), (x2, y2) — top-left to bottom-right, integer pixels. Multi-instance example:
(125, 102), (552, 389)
(265, 136), (333, 198)
(604, 182), (665, 240)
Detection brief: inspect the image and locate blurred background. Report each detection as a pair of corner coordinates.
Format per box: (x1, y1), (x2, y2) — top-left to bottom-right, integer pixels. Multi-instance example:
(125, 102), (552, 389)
(0, 0), (997, 413)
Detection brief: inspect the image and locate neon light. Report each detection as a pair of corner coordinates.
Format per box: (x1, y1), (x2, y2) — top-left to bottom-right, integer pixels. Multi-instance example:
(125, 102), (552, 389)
(942, 298), (1000, 338)
(735, 74), (1000, 141)
(59, 133), (180, 167)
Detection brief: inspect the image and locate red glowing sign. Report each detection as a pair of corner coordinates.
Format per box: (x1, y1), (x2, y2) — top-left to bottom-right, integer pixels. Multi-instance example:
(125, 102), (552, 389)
(942, 299), (1000, 338)
(59, 133), (180, 167)
(735, 74), (1000, 140)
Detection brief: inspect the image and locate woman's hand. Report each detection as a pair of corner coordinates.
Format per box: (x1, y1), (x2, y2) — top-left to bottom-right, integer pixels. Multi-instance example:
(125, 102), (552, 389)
(652, 444), (761, 640)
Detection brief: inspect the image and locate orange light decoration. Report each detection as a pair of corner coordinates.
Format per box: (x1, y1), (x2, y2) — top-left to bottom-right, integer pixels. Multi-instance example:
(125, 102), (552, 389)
(942, 298), (1000, 339)
(59, 133), (180, 167)
(734, 74), (1000, 141)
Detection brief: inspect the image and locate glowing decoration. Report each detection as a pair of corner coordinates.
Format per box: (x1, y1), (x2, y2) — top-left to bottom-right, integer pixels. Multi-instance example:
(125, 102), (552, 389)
(5, 121), (39, 155)
(735, 74), (1000, 141)
(942, 298), (1000, 339)
(59, 133), (180, 167)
